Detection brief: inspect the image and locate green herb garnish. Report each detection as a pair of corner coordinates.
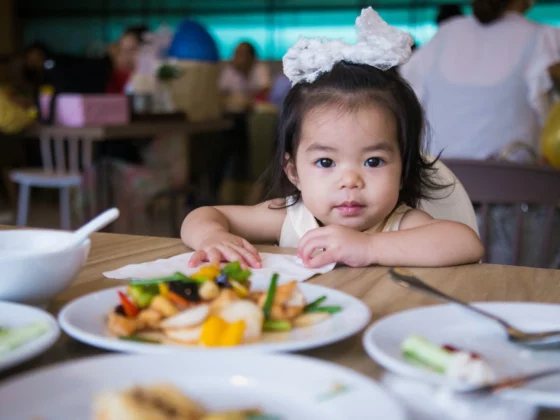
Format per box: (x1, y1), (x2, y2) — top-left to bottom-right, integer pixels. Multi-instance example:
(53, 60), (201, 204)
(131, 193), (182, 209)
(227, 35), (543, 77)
(223, 261), (252, 282)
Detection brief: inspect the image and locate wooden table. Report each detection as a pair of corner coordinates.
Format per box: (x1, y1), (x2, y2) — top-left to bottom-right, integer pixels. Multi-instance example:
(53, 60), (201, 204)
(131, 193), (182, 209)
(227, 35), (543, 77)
(1, 228), (559, 418)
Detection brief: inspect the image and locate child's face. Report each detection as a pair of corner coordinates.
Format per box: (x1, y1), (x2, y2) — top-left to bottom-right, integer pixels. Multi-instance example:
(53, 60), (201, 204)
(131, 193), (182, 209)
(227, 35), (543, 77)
(286, 103), (402, 232)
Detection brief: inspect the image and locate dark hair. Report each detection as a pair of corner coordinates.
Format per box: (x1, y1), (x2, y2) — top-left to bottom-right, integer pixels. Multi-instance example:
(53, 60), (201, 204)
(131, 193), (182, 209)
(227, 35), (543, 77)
(237, 41), (257, 59)
(437, 4), (463, 25)
(263, 61), (447, 209)
(123, 25), (149, 44)
(472, 0), (510, 24)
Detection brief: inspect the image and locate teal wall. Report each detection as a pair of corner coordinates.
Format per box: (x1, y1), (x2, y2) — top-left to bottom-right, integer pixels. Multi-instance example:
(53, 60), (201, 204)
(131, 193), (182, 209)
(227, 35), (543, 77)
(20, 3), (560, 60)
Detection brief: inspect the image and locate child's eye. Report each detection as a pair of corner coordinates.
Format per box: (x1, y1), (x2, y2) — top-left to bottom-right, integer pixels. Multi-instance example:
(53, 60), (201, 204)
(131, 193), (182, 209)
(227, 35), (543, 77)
(365, 157), (384, 168)
(315, 158), (335, 168)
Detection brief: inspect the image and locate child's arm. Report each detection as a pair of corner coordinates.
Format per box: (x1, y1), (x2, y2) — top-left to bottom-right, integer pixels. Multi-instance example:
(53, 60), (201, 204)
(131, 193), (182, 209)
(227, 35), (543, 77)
(181, 201), (286, 268)
(298, 209), (483, 268)
(368, 210), (484, 267)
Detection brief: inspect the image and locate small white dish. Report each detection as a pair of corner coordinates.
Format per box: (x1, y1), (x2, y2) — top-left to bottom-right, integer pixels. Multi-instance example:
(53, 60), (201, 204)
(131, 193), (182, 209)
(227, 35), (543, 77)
(363, 302), (560, 408)
(0, 301), (60, 372)
(58, 284), (371, 354)
(0, 352), (406, 419)
(0, 229), (90, 305)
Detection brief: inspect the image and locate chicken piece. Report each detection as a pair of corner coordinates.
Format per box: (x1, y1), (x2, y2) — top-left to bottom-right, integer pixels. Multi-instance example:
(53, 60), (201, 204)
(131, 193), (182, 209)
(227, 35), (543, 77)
(165, 326), (203, 345)
(150, 295), (179, 318)
(269, 304), (303, 322)
(160, 304), (209, 329)
(107, 312), (141, 337)
(257, 281), (305, 321)
(209, 289), (239, 315)
(248, 291), (265, 304)
(199, 281), (220, 301)
(137, 309), (163, 330)
(94, 384), (206, 420)
(218, 301), (263, 343)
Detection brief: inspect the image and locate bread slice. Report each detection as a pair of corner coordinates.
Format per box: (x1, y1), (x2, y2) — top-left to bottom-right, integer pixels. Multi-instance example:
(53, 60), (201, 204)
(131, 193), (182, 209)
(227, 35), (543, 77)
(94, 384), (206, 420)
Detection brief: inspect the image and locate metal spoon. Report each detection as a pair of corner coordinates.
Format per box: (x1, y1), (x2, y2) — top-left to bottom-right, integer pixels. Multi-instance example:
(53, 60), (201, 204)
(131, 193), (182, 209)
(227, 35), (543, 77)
(461, 367), (560, 394)
(389, 267), (560, 348)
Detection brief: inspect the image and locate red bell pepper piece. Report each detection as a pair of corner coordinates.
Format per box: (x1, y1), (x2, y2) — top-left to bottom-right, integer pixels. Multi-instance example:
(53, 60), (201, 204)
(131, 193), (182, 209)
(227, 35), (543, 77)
(118, 291), (139, 317)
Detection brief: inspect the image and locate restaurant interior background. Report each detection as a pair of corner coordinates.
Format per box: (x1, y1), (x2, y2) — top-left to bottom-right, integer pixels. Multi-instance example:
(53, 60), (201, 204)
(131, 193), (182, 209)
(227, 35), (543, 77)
(0, 0), (558, 269)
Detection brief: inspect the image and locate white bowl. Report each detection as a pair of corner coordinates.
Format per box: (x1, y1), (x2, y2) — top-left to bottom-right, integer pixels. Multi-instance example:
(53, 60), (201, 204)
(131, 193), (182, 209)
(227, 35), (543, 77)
(0, 229), (91, 305)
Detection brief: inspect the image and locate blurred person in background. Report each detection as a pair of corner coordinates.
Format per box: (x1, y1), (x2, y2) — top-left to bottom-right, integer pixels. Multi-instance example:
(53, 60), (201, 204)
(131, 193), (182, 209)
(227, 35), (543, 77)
(219, 41), (271, 110)
(401, 0), (560, 160)
(8, 42), (49, 107)
(106, 25), (149, 94)
(401, 0), (560, 268)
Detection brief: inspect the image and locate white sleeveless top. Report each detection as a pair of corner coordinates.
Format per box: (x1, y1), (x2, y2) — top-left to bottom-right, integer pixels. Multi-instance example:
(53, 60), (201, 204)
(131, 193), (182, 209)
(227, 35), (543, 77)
(279, 199), (412, 248)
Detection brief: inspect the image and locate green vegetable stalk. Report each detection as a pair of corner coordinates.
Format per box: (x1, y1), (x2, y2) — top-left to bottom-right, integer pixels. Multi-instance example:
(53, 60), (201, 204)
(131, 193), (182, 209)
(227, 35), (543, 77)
(263, 320), (292, 332)
(130, 272), (200, 286)
(263, 273), (279, 320)
(401, 335), (453, 373)
(0, 321), (50, 356)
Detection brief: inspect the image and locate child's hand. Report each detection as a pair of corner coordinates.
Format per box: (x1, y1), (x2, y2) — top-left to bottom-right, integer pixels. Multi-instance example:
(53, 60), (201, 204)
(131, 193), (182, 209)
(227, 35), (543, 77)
(298, 225), (374, 268)
(188, 232), (262, 269)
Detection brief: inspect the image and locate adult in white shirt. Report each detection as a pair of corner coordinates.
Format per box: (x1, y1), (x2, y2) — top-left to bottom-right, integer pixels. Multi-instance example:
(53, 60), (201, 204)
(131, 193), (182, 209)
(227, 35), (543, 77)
(401, 0), (560, 159)
(219, 42), (272, 107)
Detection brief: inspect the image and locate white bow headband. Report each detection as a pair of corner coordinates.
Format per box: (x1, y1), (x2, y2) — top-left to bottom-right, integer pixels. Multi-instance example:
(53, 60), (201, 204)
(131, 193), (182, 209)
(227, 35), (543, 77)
(282, 7), (414, 85)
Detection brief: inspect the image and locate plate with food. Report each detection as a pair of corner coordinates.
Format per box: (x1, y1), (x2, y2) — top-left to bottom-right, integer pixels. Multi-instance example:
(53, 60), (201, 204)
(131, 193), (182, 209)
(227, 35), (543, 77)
(58, 262), (371, 353)
(0, 352), (406, 419)
(0, 301), (60, 372)
(363, 302), (560, 407)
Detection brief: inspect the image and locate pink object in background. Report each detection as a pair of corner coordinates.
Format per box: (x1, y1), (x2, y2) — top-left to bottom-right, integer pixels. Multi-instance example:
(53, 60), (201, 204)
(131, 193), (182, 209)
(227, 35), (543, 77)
(39, 94), (130, 126)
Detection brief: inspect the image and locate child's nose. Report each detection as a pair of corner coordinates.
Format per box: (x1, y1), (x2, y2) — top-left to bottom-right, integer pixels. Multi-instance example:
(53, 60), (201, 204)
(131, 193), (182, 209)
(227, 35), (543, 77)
(339, 170), (364, 189)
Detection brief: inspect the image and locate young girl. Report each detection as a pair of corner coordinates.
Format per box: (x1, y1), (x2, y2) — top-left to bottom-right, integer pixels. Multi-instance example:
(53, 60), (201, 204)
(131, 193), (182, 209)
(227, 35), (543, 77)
(182, 8), (484, 269)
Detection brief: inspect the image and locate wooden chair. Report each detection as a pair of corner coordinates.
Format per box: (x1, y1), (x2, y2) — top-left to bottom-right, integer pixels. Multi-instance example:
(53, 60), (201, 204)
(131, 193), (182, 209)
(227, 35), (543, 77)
(10, 134), (97, 229)
(442, 159), (560, 266)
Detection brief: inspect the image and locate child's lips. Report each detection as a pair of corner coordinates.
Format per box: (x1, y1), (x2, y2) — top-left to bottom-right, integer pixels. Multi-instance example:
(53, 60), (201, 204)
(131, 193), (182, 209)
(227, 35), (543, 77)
(335, 201), (365, 216)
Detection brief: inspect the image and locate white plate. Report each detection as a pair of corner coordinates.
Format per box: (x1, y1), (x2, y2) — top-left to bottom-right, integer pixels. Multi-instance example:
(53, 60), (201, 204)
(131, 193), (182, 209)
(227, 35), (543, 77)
(363, 302), (560, 407)
(0, 301), (60, 372)
(59, 284), (371, 354)
(0, 352), (406, 419)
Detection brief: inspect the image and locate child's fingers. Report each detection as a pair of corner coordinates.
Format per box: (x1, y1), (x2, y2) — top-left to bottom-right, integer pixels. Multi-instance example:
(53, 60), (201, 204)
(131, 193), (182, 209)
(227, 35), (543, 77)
(188, 250), (206, 267)
(306, 249), (337, 268)
(298, 234), (327, 262)
(206, 248), (222, 266)
(241, 239), (261, 262)
(229, 243), (261, 268)
(215, 244), (246, 267)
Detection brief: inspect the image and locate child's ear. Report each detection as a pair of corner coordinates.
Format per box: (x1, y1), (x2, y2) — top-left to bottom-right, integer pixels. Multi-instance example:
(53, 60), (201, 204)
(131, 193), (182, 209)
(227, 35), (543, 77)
(284, 153), (300, 190)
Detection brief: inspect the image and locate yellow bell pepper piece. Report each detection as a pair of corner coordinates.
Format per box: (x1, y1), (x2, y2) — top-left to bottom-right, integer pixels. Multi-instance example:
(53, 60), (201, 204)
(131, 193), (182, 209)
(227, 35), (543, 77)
(219, 320), (246, 347)
(158, 283), (169, 297)
(200, 316), (228, 347)
(230, 280), (249, 298)
(191, 264), (221, 282)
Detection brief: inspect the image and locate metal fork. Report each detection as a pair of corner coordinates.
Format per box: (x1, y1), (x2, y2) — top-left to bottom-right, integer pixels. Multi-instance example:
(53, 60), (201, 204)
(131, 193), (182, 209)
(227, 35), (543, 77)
(389, 267), (560, 348)
(460, 367), (560, 394)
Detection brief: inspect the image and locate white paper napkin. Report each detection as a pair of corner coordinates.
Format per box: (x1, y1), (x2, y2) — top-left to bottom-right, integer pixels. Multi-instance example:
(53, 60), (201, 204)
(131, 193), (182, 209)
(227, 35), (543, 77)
(103, 252), (335, 286)
(381, 373), (537, 420)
